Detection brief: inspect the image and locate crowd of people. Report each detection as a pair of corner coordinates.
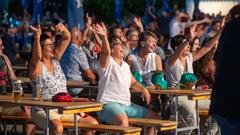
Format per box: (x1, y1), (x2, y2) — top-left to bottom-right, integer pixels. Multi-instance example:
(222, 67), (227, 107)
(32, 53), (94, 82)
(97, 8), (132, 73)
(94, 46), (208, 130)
(1, 3), (240, 135)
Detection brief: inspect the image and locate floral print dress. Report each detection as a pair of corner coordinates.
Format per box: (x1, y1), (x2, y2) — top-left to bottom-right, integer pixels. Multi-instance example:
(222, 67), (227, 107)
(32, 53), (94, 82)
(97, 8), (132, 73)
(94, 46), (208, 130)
(32, 59), (67, 100)
(0, 56), (9, 95)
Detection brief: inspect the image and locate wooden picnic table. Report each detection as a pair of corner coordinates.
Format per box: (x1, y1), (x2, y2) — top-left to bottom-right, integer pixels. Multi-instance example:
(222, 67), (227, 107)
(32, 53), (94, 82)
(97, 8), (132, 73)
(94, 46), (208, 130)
(0, 95), (102, 135)
(145, 87), (211, 135)
(147, 87), (211, 100)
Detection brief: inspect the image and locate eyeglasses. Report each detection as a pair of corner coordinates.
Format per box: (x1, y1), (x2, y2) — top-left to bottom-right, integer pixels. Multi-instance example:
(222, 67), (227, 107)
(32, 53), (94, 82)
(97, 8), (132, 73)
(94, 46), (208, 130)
(44, 43), (55, 48)
(110, 42), (123, 48)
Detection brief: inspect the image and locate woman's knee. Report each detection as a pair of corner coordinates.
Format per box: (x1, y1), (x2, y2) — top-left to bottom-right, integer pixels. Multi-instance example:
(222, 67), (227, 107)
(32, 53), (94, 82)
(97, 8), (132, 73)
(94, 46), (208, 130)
(112, 113), (129, 127)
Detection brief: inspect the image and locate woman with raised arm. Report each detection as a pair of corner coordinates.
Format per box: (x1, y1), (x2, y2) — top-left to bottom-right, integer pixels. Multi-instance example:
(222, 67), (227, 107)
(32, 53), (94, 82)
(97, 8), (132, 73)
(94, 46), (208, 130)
(29, 24), (98, 135)
(95, 22), (159, 135)
(164, 21), (223, 134)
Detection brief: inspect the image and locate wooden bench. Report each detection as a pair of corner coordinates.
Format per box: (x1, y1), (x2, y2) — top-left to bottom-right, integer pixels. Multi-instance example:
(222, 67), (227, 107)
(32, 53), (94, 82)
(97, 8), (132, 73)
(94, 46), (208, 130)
(63, 122), (141, 135)
(128, 118), (177, 134)
(199, 108), (209, 116)
(198, 108), (220, 135)
(0, 115), (141, 135)
(0, 115), (34, 135)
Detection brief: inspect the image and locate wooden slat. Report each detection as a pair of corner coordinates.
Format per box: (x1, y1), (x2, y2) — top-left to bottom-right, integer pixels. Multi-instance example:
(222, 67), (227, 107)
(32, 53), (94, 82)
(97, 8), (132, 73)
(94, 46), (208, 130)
(147, 89), (211, 96)
(17, 77), (92, 88)
(62, 106), (102, 114)
(199, 108), (209, 116)
(17, 77), (30, 83)
(189, 95), (211, 100)
(0, 95), (102, 111)
(12, 65), (28, 71)
(0, 115), (33, 124)
(144, 87), (212, 101)
(1, 115), (141, 135)
(128, 118), (177, 127)
(62, 122), (141, 135)
(160, 125), (178, 131)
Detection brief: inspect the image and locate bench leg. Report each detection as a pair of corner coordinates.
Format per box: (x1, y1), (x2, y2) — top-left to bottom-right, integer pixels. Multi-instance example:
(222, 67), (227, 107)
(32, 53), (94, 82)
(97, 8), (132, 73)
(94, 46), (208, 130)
(175, 96), (178, 135)
(208, 116), (212, 135)
(195, 100), (200, 135)
(74, 113), (78, 135)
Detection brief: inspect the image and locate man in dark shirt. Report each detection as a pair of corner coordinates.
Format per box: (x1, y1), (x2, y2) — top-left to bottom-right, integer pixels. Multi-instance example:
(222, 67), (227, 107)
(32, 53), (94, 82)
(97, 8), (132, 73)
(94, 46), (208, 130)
(210, 4), (240, 135)
(2, 26), (18, 64)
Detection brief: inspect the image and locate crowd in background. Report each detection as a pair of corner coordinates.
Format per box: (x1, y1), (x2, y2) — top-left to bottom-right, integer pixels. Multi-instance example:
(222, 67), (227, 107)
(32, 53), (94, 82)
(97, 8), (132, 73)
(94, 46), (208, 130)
(1, 1), (239, 135)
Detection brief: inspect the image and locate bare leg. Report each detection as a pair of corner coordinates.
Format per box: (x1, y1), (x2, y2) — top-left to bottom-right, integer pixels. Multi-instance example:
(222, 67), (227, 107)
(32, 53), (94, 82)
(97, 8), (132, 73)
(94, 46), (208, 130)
(112, 113), (129, 127)
(21, 106), (36, 135)
(51, 119), (63, 135)
(24, 124), (36, 135)
(145, 110), (160, 135)
(78, 115), (99, 135)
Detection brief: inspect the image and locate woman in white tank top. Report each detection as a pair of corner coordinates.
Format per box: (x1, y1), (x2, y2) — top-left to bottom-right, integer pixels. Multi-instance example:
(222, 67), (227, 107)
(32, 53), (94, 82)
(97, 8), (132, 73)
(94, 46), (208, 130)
(126, 31), (163, 86)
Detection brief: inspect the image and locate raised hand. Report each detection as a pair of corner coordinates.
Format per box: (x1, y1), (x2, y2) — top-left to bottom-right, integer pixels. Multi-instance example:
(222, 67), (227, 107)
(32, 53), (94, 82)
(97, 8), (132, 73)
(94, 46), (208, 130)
(30, 25), (41, 39)
(86, 13), (92, 27)
(53, 23), (65, 32)
(86, 14), (95, 32)
(95, 22), (107, 37)
(189, 24), (197, 39)
(133, 17), (144, 29)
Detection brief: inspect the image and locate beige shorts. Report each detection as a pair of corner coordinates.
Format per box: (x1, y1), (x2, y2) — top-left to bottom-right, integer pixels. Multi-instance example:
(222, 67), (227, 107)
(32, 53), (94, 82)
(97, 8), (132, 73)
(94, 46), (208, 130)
(31, 109), (82, 130)
(0, 105), (22, 116)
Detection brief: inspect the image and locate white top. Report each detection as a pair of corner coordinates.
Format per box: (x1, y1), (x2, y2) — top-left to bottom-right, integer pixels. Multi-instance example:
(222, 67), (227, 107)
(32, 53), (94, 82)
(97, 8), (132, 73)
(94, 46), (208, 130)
(97, 57), (132, 106)
(130, 50), (157, 86)
(165, 53), (194, 88)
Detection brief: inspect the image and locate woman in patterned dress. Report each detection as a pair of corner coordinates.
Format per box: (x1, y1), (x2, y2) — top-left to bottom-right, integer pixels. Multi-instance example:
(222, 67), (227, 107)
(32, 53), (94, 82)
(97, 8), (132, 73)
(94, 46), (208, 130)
(29, 24), (98, 135)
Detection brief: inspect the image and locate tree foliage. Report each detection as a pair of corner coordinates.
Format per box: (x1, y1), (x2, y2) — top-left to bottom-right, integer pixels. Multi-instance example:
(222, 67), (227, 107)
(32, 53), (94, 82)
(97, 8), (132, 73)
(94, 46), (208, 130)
(83, 0), (185, 24)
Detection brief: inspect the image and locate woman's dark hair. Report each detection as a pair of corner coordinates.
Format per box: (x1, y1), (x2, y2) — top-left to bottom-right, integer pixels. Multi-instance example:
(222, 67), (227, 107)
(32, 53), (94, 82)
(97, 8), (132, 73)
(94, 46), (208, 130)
(189, 37), (199, 50)
(108, 36), (123, 48)
(229, 4), (240, 18)
(170, 35), (186, 51)
(108, 24), (122, 37)
(40, 33), (51, 48)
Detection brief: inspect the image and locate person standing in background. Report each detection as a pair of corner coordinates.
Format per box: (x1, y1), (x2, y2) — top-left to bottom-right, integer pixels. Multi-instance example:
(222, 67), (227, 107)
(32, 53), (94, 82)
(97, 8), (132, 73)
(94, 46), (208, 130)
(2, 25), (18, 64)
(210, 5), (240, 135)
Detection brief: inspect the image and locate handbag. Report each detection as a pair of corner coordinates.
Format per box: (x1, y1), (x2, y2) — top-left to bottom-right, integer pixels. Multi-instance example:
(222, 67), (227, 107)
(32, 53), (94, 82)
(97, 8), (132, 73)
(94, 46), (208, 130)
(52, 92), (73, 102)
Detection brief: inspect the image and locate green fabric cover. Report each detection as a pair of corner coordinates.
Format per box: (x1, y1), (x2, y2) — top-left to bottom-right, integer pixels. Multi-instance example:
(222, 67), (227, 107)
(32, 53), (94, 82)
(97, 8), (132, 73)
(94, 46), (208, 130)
(132, 71), (143, 84)
(179, 73), (198, 89)
(180, 73), (198, 84)
(151, 72), (168, 90)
